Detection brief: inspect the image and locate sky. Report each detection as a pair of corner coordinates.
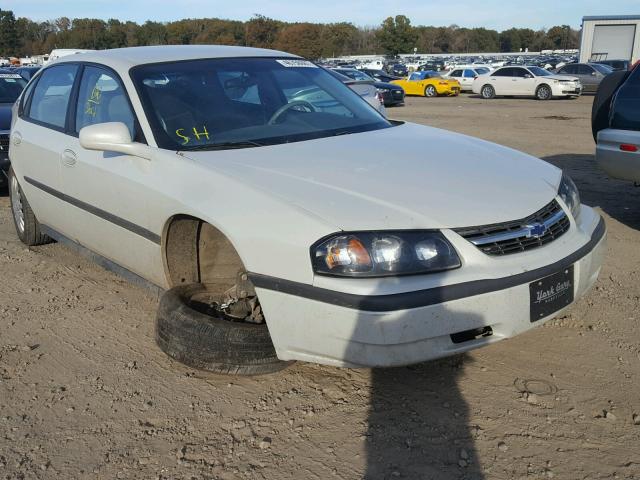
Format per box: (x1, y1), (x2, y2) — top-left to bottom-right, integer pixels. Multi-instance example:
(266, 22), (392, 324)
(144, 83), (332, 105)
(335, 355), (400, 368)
(3, 0), (639, 31)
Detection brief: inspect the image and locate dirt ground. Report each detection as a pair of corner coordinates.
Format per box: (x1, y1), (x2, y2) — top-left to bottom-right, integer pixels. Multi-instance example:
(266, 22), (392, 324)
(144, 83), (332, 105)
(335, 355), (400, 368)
(1, 94), (639, 480)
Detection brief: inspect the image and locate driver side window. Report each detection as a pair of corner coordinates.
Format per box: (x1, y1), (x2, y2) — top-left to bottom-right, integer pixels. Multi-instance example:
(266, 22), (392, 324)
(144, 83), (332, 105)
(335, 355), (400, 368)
(75, 66), (136, 138)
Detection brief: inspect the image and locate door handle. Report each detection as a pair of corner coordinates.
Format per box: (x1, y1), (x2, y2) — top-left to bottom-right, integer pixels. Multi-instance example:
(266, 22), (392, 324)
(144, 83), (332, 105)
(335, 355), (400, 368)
(61, 149), (77, 167)
(12, 132), (22, 146)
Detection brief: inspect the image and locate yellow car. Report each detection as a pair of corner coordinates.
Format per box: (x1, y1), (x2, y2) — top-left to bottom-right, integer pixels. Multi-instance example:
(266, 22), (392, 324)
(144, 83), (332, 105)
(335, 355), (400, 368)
(391, 71), (461, 97)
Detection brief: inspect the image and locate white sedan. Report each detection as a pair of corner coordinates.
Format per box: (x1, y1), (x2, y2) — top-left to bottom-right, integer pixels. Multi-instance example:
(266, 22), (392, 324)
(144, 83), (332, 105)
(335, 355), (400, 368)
(8, 46), (605, 374)
(472, 65), (582, 100)
(444, 66), (491, 91)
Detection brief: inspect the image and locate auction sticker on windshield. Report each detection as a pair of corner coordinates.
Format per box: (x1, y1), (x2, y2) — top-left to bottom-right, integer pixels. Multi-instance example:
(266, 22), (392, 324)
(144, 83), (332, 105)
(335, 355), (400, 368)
(530, 266), (574, 322)
(276, 59), (317, 68)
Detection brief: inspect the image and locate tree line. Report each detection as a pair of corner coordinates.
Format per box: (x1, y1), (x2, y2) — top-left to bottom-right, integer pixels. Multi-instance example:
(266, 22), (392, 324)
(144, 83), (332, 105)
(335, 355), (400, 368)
(0, 9), (580, 59)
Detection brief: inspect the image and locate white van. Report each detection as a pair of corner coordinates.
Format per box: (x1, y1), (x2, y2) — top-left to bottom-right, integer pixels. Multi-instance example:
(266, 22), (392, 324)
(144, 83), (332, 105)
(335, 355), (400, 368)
(46, 49), (94, 64)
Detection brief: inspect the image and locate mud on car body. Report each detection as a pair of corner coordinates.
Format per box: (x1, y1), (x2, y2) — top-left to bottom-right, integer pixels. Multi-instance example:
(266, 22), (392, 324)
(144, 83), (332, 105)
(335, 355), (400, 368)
(8, 45), (605, 374)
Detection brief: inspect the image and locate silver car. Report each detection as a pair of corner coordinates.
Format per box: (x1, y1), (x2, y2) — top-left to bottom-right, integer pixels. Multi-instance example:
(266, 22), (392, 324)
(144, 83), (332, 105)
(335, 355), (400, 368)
(557, 63), (613, 94)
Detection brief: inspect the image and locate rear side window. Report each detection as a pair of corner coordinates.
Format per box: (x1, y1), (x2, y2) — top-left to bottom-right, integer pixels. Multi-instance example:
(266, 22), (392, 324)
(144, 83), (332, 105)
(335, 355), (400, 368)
(75, 66), (136, 137)
(27, 64), (78, 129)
(577, 65), (593, 75)
(492, 68), (512, 77)
(463, 69), (476, 78)
(611, 67), (640, 131)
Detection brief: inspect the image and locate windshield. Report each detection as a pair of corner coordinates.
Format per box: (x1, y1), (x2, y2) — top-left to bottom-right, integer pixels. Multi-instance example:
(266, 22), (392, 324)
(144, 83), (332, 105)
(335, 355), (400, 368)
(335, 69), (373, 82)
(132, 58), (390, 151)
(0, 73), (27, 103)
(475, 67), (490, 75)
(592, 63), (613, 75)
(527, 66), (552, 77)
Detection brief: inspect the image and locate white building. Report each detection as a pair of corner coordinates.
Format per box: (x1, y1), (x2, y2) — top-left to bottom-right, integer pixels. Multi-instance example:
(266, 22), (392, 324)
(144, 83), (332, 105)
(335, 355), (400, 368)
(580, 15), (640, 64)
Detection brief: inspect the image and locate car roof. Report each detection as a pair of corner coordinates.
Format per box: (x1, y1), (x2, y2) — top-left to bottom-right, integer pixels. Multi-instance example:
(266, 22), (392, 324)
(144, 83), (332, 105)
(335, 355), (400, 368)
(51, 45), (299, 71)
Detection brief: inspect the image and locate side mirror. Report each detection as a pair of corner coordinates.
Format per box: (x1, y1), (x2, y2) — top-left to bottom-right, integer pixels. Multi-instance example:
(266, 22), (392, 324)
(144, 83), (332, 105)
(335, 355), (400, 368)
(79, 122), (151, 160)
(524, 74), (532, 78)
(591, 71), (597, 76)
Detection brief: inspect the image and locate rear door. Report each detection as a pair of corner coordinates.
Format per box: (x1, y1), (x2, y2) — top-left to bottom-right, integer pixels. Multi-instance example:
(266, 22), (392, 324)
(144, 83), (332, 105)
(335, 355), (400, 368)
(577, 65), (598, 92)
(461, 69), (477, 90)
(489, 67), (515, 94)
(448, 69), (463, 83)
(11, 64), (79, 232)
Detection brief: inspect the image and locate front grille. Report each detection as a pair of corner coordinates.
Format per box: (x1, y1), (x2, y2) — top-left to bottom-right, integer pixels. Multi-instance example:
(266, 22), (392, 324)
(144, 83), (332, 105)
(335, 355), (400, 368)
(454, 199), (570, 256)
(0, 134), (9, 153)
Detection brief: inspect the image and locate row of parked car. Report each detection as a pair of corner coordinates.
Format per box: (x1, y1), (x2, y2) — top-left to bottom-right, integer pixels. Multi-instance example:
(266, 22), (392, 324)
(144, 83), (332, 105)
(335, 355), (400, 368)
(327, 59), (623, 103)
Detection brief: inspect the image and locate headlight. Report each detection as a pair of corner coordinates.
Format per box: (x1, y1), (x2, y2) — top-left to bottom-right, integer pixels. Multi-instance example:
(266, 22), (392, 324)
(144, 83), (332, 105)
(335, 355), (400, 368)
(558, 173), (581, 219)
(376, 88), (390, 93)
(312, 231), (461, 277)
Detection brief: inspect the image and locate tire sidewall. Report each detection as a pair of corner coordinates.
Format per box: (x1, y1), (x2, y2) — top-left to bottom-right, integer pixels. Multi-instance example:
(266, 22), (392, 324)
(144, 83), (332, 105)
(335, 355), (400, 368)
(481, 85), (494, 99)
(8, 168), (27, 244)
(425, 85), (436, 97)
(536, 84), (551, 100)
(156, 283), (290, 375)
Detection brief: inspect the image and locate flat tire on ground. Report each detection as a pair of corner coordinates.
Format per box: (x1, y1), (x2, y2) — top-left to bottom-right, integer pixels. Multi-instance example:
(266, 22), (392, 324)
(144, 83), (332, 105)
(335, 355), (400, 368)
(156, 283), (292, 375)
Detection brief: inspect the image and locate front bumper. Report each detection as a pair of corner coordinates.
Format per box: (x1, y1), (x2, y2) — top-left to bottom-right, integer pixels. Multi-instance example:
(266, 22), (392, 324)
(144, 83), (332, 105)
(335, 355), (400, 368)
(438, 85), (460, 96)
(553, 83), (582, 96)
(254, 205), (606, 367)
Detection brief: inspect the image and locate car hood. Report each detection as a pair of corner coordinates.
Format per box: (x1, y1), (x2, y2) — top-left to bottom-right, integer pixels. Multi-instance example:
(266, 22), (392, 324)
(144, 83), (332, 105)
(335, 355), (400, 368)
(184, 122), (561, 231)
(0, 103), (12, 131)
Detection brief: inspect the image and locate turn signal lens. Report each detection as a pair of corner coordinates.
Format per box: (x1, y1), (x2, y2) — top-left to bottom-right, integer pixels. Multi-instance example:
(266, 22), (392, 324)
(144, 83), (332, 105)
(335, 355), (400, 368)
(321, 236), (372, 273)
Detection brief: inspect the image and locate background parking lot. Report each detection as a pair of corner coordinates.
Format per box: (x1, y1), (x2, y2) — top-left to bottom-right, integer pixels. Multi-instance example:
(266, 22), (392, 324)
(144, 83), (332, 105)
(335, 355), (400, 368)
(0, 95), (639, 479)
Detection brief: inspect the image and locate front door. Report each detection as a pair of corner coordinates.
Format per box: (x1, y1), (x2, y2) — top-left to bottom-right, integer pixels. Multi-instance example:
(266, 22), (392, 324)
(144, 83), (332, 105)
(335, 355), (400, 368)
(60, 65), (164, 284)
(510, 68), (537, 96)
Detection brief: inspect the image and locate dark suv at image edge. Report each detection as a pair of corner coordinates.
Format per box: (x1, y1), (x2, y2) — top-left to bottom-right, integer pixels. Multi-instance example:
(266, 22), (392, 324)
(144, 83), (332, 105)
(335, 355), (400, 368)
(0, 70), (28, 188)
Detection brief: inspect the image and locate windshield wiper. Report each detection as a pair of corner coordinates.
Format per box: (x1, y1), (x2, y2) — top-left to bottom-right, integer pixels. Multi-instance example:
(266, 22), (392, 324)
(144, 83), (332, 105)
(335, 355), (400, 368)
(180, 140), (264, 152)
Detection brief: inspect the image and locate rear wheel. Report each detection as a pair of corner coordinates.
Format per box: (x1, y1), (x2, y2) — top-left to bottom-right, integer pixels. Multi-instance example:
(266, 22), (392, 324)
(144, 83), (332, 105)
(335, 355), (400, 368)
(535, 84), (552, 100)
(8, 168), (51, 246)
(424, 85), (437, 97)
(480, 84), (495, 99)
